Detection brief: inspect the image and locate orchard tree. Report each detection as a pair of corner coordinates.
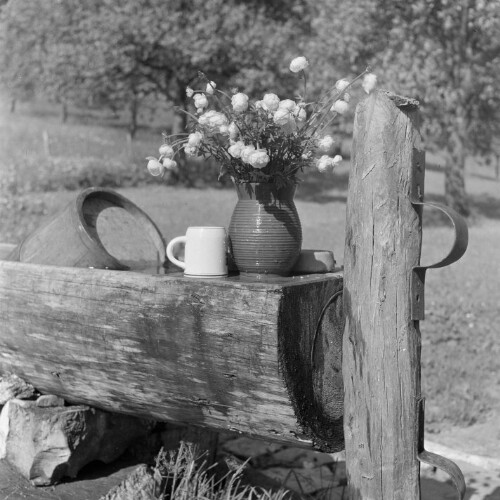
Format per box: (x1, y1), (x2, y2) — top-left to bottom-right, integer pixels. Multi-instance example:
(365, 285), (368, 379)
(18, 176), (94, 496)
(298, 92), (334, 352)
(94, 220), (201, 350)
(0, 0), (309, 136)
(88, 0), (309, 135)
(0, 1), (48, 108)
(0, 0), (102, 120)
(379, 0), (500, 215)
(309, 0), (500, 215)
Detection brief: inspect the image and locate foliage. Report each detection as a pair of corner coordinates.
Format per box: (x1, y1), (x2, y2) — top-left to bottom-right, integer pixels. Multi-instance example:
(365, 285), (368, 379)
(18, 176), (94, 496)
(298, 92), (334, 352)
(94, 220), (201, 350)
(0, 0), (308, 135)
(147, 58), (375, 186)
(381, 1), (500, 215)
(0, 0), (101, 107)
(309, 0), (500, 216)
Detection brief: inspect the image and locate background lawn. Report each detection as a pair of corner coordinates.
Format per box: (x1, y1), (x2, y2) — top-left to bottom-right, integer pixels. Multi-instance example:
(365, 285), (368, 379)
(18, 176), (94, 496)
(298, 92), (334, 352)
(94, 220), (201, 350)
(1, 94), (499, 450)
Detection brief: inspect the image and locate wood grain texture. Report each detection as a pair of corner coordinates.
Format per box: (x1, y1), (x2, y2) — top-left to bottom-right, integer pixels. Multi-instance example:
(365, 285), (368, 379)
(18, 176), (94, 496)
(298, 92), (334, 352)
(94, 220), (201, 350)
(342, 90), (423, 499)
(0, 259), (344, 450)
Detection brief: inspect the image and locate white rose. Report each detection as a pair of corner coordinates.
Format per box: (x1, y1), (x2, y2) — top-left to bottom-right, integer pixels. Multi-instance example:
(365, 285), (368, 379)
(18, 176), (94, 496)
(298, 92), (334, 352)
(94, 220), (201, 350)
(228, 122), (239, 141)
(186, 87), (194, 97)
(362, 73), (378, 94)
(262, 93), (280, 112)
(332, 154), (343, 166)
(289, 56), (309, 73)
(187, 132), (203, 147)
(335, 79), (350, 92)
(209, 112), (228, 129)
(241, 144), (256, 163)
(279, 99), (297, 112)
(248, 150), (270, 169)
(159, 144), (174, 158)
(199, 111), (228, 134)
(184, 145), (199, 157)
(273, 107), (293, 126)
(198, 110), (216, 126)
(318, 135), (335, 152)
(231, 93), (249, 113)
(193, 93), (208, 109)
(295, 107), (307, 122)
(228, 140), (245, 158)
(162, 158), (178, 170)
(205, 81), (216, 95)
(316, 155), (333, 173)
(146, 158), (164, 177)
(331, 99), (349, 115)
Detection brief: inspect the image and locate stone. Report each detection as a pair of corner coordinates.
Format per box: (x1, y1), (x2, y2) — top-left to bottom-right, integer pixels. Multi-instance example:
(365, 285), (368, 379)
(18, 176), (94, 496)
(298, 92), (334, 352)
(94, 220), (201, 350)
(99, 464), (160, 500)
(0, 399), (150, 486)
(0, 374), (36, 405)
(36, 395), (65, 407)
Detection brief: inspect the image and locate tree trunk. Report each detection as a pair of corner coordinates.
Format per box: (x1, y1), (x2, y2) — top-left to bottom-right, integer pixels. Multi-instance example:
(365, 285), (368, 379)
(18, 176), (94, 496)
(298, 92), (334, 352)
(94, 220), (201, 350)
(444, 158), (469, 215)
(171, 80), (188, 135)
(444, 107), (470, 216)
(60, 102), (68, 123)
(169, 80), (190, 186)
(129, 96), (138, 139)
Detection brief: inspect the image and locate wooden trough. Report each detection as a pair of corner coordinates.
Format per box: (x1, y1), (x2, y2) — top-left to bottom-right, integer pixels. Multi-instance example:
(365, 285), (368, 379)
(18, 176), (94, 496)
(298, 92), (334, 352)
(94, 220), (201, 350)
(0, 243), (344, 452)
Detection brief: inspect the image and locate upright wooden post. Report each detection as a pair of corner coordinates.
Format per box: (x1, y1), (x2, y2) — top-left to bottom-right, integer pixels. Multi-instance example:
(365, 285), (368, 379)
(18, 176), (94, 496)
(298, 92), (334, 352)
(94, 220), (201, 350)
(343, 90), (423, 499)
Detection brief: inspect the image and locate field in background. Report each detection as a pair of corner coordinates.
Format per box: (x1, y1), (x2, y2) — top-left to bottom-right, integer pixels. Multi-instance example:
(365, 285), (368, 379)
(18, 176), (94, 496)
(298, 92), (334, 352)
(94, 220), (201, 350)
(1, 95), (500, 445)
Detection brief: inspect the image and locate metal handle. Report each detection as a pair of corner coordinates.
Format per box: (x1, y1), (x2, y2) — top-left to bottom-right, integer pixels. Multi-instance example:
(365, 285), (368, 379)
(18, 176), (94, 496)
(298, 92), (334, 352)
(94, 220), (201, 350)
(410, 201), (469, 320)
(417, 398), (466, 500)
(409, 148), (469, 320)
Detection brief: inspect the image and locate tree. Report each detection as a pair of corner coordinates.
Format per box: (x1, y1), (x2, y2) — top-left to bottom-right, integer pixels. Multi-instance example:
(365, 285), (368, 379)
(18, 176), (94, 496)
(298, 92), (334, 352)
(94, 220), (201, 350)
(0, 0), (102, 120)
(374, 0), (500, 215)
(0, 0), (309, 137)
(87, 0), (310, 135)
(308, 0), (500, 215)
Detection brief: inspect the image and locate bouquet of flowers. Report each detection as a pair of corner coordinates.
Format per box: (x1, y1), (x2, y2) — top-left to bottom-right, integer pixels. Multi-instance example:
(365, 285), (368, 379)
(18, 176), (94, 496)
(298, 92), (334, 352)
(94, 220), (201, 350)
(147, 56), (377, 187)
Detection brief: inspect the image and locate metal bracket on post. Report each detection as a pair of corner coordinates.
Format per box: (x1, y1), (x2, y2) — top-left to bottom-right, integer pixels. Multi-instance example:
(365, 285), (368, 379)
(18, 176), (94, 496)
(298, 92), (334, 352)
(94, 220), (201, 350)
(410, 149), (469, 320)
(411, 150), (468, 499)
(417, 398), (466, 500)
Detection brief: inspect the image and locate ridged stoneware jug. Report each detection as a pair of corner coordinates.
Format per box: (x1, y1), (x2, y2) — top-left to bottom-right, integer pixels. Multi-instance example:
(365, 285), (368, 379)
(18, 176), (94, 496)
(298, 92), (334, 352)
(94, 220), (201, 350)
(228, 182), (302, 276)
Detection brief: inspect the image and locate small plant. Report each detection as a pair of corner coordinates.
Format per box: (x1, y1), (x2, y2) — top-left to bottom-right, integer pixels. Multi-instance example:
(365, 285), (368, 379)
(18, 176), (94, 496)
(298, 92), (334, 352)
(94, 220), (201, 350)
(153, 441), (292, 500)
(147, 57), (377, 187)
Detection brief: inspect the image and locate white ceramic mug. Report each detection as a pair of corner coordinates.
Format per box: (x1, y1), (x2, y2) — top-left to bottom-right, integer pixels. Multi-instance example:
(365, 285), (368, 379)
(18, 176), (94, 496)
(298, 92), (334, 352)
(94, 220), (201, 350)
(166, 226), (228, 277)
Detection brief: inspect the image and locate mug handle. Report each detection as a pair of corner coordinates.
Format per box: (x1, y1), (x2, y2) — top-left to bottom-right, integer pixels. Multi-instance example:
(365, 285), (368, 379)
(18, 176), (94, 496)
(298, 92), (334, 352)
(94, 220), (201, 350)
(166, 236), (187, 270)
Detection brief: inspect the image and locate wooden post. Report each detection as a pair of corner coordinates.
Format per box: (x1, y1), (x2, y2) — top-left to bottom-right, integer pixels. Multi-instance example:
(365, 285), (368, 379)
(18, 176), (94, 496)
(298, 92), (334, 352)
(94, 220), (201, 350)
(343, 90), (423, 499)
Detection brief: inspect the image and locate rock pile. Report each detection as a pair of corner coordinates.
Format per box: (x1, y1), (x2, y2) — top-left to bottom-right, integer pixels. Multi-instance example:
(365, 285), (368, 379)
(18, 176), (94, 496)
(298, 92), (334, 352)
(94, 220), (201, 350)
(0, 374), (150, 486)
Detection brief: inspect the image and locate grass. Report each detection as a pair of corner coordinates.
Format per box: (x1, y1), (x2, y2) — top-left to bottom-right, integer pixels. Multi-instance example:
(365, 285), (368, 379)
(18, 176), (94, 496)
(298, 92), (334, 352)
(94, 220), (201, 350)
(1, 94), (500, 438)
(152, 442), (292, 500)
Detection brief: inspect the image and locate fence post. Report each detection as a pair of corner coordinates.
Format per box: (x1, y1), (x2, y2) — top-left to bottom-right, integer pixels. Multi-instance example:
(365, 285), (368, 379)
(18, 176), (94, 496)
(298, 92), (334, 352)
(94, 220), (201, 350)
(342, 90), (423, 499)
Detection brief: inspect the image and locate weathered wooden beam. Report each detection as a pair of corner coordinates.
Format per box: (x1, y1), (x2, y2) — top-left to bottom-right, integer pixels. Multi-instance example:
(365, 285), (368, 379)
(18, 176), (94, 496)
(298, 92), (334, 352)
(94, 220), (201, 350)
(342, 90), (423, 499)
(0, 256), (344, 451)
